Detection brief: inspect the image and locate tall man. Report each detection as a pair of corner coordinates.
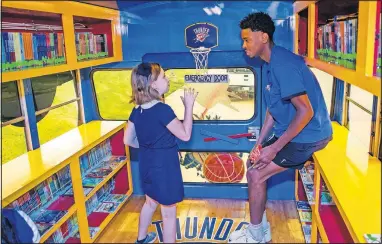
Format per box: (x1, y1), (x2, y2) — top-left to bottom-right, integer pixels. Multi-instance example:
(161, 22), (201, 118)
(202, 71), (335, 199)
(228, 12), (333, 243)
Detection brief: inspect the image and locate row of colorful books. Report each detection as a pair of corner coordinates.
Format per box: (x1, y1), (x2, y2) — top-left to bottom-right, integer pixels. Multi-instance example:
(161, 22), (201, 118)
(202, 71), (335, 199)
(85, 178), (116, 216)
(85, 177), (128, 239)
(1, 32), (66, 72)
(296, 200), (323, 243)
(8, 165), (72, 215)
(299, 163), (334, 205)
(316, 16), (358, 69)
(79, 139), (113, 176)
(45, 214), (80, 243)
(75, 32), (108, 61)
(374, 11), (381, 77)
(81, 156), (126, 191)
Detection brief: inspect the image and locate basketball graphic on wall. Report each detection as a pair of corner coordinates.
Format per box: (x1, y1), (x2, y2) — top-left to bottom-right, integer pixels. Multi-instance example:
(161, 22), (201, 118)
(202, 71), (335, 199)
(203, 153), (244, 183)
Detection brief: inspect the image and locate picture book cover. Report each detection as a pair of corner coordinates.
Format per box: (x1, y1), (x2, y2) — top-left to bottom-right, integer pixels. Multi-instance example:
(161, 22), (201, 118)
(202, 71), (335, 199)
(321, 191), (334, 205)
(296, 201), (311, 211)
(301, 173), (313, 184)
(102, 194), (127, 204)
(35, 222), (52, 235)
(34, 209), (67, 224)
(86, 166), (112, 178)
(302, 223), (312, 237)
(298, 210), (312, 223)
(82, 177), (103, 188)
(94, 202), (117, 213)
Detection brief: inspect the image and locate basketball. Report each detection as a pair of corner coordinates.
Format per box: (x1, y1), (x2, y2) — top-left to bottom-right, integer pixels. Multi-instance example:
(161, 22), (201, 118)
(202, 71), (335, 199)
(203, 153), (245, 183)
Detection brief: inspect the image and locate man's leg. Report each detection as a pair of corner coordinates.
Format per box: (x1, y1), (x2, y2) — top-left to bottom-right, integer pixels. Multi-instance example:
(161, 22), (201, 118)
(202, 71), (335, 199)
(247, 161), (287, 225)
(229, 161), (287, 243)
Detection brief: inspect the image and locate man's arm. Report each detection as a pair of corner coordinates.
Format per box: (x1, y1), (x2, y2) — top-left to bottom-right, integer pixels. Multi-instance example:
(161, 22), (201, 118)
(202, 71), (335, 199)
(272, 94), (313, 151)
(256, 109), (275, 146)
(248, 109), (274, 167)
(254, 94), (313, 169)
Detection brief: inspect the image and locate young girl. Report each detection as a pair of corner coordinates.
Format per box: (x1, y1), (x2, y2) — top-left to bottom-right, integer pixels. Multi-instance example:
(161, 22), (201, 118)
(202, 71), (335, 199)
(123, 62), (198, 243)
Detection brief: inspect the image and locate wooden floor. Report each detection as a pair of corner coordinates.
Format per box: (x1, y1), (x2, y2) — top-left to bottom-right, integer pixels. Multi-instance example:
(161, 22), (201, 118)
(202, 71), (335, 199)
(96, 196), (305, 243)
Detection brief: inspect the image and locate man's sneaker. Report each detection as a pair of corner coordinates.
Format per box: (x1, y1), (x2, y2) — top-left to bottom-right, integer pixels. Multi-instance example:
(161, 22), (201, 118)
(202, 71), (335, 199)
(263, 222), (272, 242)
(228, 227), (265, 243)
(135, 232), (157, 243)
(228, 222), (271, 243)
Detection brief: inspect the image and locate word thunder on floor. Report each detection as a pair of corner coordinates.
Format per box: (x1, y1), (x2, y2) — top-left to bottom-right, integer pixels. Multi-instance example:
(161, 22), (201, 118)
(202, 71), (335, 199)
(97, 197), (305, 243)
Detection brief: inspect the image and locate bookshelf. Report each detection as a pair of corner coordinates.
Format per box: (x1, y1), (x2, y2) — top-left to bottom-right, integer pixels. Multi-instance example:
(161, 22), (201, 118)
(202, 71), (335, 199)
(294, 1), (381, 97)
(73, 16), (113, 62)
(1, 1), (123, 83)
(2, 121), (133, 243)
(295, 122), (381, 243)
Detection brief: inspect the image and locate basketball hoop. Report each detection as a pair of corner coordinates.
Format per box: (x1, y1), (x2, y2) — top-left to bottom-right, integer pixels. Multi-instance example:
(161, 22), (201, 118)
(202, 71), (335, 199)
(190, 46), (211, 75)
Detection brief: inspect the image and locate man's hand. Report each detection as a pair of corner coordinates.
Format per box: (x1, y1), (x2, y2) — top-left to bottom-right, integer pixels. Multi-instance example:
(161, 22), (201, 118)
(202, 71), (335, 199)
(254, 145), (279, 170)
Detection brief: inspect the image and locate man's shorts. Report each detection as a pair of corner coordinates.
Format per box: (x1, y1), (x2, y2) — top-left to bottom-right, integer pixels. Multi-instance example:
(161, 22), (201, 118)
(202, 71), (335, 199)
(262, 135), (333, 170)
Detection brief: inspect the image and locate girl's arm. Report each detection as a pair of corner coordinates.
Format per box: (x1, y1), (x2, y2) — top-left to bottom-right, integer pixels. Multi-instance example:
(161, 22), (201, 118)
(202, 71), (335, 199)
(166, 88), (197, 141)
(123, 121), (139, 148)
(166, 105), (193, 141)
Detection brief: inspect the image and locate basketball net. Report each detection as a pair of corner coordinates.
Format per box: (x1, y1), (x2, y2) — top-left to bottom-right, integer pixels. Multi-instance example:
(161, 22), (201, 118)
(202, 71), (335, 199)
(190, 47), (211, 75)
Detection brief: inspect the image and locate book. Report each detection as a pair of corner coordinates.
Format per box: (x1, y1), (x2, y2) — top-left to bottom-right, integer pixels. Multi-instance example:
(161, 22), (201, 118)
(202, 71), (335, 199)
(301, 173), (313, 184)
(94, 202), (117, 213)
(298, 210), (312, 222)
(82, 177), (103, 188)
(102, 194), (127, 204)
(34, 209), (67, 224)
(296, 201), (311, 211)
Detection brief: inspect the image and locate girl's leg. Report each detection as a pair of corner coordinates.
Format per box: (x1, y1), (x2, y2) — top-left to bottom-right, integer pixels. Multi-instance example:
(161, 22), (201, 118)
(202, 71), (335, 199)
(160, 204), (177, 243)
(137, 195), (159, 240)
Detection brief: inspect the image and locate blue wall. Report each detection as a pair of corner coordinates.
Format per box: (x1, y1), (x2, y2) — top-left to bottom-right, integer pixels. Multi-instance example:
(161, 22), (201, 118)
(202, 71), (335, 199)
(117, 1), (294, 61)
(84, 1), (296, 200)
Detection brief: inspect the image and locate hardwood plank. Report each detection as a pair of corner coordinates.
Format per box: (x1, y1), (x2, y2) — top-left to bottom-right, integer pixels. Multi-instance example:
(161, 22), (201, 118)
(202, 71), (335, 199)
(96, 196), (305, 243)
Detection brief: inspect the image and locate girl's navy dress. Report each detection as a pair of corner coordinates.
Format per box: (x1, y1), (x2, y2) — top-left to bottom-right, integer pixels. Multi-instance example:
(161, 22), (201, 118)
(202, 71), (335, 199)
(129, 101), (184, 205)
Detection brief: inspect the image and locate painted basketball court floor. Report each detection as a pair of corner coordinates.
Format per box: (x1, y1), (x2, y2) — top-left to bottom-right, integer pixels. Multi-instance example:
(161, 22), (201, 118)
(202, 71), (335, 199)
(97, 196), (305, 243)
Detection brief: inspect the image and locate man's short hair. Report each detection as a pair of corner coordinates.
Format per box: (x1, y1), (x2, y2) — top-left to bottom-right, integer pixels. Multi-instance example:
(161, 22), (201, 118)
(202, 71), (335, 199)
(240, 12), (275, 42)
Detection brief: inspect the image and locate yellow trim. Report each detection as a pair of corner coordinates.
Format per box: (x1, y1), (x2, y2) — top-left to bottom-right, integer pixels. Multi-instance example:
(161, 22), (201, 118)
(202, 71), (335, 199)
(294, 170), (299, 201)
(307, 3), (316, 58)
(294, 13), (299, 54)
(1, 1), (123, 83)
(70, 157), (92, 243)
(356, 1), (377, 77)
(1, 1), (119, 19)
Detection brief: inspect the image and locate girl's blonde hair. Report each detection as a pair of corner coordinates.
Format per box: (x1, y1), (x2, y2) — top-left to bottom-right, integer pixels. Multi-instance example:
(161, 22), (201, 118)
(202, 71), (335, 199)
(130, 62), (162, 105)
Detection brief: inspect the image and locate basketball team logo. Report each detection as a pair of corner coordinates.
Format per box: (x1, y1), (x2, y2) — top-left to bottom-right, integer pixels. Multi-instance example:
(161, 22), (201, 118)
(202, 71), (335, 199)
(193, 26), (210, 43)
(185, 22), (218, 49)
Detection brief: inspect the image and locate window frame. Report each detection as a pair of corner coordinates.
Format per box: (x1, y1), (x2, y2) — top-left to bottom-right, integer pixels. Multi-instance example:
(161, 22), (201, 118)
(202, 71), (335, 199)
(344, 83), (375, 154)
(1, 80), (31, 160)
(30, 71), (82, 120)
(90, 66), (258, 123)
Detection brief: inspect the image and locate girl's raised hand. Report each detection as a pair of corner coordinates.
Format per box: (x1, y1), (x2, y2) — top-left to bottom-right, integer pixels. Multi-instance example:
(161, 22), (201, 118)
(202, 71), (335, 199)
(180, 87), (198, 109)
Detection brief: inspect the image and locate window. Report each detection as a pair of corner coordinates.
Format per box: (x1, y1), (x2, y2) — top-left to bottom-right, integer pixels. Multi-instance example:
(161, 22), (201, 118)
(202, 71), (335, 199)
(92, 70), (134, 120)
(1, 81), (27, 164)
(31, 71), (81, 145)
(165, 68), (256, 121)
(310, 67), (334, 114)
(346, 85), (374, 151)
